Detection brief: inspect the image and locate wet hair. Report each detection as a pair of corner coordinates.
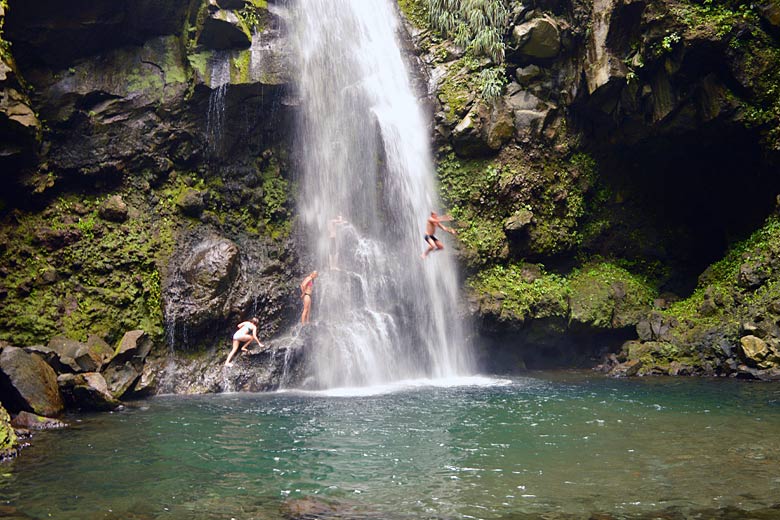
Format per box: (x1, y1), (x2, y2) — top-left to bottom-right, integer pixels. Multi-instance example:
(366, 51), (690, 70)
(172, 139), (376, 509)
(250, 317), (259, 325)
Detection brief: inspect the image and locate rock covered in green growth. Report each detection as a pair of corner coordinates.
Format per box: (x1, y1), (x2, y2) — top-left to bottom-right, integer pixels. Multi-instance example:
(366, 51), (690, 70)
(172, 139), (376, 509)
(468, 263), (570, 323)
(469, 260), (657, 329)
(0, 403), (18, 460)
(568, 262), (656, 329)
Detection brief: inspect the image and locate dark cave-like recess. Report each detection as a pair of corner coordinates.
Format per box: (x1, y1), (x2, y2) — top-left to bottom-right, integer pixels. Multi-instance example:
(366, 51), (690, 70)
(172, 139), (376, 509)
(589, 124), (779, 294)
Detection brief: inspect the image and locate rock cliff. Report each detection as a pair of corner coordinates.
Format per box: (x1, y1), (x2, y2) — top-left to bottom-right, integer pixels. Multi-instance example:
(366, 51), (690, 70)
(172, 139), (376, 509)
(1, 0), (780, 399)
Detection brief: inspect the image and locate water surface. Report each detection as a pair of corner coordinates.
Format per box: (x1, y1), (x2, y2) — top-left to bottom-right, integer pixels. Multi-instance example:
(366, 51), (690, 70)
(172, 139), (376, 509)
(3, 372), (780, 519)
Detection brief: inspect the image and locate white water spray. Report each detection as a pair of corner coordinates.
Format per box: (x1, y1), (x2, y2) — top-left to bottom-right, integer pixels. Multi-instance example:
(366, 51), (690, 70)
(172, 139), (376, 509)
(292, 0), (474, 388)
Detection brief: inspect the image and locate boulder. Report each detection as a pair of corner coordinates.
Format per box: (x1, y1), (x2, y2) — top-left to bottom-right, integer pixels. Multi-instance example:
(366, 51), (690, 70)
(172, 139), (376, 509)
(10, 411), (68, 430)
(515, 64), (541, 84)
(98, 195), (129, 223)
(199, 9), (252, 50)
(163, 237), (242, 335)
(0, 347), (63, 417)
(102, 330), (154, 398)
(177, 188), (206, 217)
(608, 358), (642, 377)
(737, 262), (769, 290)
(45, 335), (112, 373)
(452, 100), (514, 157)
(58, 373), (121, 411)
(511, 16), (561, 60)
(738, 335), (777, 368)
(504, 209), (534, 235)
(583, 0), (629, 95)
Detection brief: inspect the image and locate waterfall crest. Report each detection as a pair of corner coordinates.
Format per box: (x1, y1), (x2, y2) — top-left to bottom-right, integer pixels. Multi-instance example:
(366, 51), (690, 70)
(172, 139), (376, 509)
(292, 0), (474, 388)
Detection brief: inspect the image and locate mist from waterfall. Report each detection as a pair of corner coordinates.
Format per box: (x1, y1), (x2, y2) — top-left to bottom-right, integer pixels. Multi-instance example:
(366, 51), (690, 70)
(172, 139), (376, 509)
(291, 0), (474, 389)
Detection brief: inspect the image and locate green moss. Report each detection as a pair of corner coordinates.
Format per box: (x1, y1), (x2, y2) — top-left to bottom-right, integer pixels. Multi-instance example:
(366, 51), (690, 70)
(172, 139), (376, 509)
(230, 50), (252, 84)
(469, 263), (571, 321)
(0, 404), (18, 458)
(569, 262), (656, 327)
(397, 0), (429, 29)
(0, 190), (177, 346)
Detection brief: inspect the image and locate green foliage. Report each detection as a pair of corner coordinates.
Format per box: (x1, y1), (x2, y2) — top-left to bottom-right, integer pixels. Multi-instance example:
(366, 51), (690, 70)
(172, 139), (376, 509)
(663, 216), (780, 328)
(477, 66), (507, 103)
(397, 0), (429, 28)
(673, 0), (758, 38)
(0, 0), (11, 62)
(469, 263), (571, 320)
(425, 0), (509, 63)
(238, 1), (267, 31)
(569, 261), (656, 327)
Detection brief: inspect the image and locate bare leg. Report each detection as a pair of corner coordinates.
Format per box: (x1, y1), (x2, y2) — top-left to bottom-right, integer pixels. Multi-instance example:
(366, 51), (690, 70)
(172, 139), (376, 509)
(301, 295), (312, 324)
(225, 340), (241, 366)
(421, 238), (436, 259)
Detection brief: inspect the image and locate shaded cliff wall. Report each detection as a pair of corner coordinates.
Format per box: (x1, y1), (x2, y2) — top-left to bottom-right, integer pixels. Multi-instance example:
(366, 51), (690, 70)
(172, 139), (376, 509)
(400, 0), (780, 377)
(0, 0), (302, 390)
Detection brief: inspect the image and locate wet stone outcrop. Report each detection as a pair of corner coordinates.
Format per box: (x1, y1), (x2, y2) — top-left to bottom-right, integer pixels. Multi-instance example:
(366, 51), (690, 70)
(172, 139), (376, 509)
(0, 346), (63, 417)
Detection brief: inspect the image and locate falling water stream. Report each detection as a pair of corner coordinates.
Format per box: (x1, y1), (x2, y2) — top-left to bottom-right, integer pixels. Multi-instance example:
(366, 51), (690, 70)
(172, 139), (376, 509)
(292, 0), (474, 389)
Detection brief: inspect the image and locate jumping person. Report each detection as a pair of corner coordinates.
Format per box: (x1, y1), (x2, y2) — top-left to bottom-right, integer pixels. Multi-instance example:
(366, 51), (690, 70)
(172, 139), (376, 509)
(300, 271), (318, 324)
(225, 317), (263, 366)
(421, 211), (457, 259)
(327, 215), (349, 270)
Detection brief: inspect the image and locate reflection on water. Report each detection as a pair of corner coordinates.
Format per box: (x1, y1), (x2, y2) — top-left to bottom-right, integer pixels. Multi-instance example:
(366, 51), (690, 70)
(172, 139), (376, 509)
(2, 372), (780, 519)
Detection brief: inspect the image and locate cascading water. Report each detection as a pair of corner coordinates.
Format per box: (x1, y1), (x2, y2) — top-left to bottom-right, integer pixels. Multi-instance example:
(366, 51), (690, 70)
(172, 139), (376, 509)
(292, 0), (474, 388)
(206, 54), (230, 155)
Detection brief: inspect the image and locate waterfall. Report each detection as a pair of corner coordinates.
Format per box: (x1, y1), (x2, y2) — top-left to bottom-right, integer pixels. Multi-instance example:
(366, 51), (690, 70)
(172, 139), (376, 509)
(291, 0), (474, 388)
(206, 54), (230, 155)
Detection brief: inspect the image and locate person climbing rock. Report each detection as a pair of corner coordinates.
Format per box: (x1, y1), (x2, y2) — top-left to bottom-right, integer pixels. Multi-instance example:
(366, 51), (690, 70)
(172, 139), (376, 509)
(300, 271), (318, 324)
(421, 211), (457, 259)
(225, 317), (263, 366)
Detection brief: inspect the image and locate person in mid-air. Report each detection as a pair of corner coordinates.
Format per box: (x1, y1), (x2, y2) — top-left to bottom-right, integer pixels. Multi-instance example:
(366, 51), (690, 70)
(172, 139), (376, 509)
(421, 211), (457, 259)
(225, 317), (263, 366)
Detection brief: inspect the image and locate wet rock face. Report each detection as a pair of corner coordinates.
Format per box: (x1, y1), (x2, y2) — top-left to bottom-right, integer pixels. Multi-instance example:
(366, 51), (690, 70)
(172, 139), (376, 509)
(4, 0), (191, 67)
(161, 224), (299, 354)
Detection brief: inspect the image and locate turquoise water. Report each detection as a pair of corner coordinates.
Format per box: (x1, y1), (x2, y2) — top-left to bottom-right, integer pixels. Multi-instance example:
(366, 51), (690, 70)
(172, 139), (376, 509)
(2, 372), (780, 519)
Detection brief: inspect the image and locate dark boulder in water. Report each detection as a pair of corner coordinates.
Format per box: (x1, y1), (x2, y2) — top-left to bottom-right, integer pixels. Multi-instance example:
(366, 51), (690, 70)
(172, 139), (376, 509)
(0, 346), (63, 417)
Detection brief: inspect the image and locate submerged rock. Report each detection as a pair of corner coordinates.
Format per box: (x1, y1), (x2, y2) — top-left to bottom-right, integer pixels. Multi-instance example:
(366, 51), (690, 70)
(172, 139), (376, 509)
(10, 410), (68, 431)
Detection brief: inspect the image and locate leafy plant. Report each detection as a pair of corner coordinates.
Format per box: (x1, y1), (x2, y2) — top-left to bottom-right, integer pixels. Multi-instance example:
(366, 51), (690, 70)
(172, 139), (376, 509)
(425, 0), (509, 63)
(477, 66), (507, 102)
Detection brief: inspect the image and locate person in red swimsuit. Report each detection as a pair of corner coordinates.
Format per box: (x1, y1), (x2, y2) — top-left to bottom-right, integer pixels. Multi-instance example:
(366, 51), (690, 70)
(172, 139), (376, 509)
(300, 271), (318, 324)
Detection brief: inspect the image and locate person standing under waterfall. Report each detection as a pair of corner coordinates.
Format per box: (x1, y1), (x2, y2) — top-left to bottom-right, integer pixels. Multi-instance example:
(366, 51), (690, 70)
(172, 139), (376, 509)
(300, 271), (318, 324)
(225, 317), (263, 367)
(328, 215), (349, 270)
(421, 211), (457, 259)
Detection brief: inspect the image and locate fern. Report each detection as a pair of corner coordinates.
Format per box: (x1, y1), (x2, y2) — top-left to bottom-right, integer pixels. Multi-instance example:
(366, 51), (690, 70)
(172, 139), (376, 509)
(425, 0), (509, 63)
